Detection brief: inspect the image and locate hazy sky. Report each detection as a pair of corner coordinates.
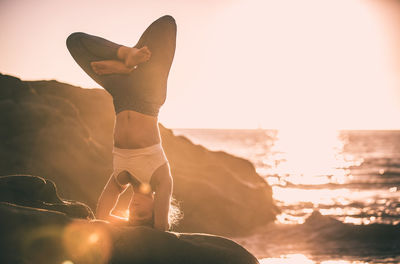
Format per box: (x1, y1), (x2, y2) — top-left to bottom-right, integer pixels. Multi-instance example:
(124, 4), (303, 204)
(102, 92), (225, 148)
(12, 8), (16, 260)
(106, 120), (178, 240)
(1, 0), (399, 129)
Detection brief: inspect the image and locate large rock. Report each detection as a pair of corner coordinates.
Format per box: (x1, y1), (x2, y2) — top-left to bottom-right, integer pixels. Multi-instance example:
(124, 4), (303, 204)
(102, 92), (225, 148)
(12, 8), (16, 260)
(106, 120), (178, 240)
(0, 175), (259, 264)
(0, 175), (94, 219)
(0, 73), (278, 236)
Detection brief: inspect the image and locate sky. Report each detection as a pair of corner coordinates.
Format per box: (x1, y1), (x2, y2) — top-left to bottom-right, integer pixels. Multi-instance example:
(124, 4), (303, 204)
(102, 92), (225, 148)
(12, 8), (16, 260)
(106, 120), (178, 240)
(1, 0), (400, 129)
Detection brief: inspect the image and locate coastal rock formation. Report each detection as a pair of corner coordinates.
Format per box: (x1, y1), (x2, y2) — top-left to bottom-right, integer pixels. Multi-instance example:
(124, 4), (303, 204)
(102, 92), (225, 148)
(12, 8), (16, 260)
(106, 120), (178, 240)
(0, 175), (259, 264)
(0, 175), (94, 219)
(0, 73), (278, 236)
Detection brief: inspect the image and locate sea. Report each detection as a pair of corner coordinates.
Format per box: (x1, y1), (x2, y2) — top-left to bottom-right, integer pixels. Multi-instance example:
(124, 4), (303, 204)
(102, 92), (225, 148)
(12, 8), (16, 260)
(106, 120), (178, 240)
(173, 129), (400, 264)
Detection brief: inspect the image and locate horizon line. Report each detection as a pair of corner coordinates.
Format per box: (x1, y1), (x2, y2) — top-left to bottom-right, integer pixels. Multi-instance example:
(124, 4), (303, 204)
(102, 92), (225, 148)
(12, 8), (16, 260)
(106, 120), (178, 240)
(170, 127), (400, 131)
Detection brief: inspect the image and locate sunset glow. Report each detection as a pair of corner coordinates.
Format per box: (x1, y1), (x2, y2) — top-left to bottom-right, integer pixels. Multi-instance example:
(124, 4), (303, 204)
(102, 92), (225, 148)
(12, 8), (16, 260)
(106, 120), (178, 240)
(1, 0), (399, 129)
(272, 129), (345, 182)
(2, 1), (400, 262)
(259, 254), (371, 264)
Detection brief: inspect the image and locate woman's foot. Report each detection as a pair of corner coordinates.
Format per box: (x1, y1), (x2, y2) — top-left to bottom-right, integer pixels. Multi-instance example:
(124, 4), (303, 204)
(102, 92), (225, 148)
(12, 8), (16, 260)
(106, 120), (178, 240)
(124, 46), (151, 68)
(91, 60), (134, 75)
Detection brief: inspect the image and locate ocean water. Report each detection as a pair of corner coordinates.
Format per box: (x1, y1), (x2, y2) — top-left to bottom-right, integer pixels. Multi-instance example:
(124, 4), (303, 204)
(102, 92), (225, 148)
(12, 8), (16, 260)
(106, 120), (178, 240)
(173, 129), (400, 263)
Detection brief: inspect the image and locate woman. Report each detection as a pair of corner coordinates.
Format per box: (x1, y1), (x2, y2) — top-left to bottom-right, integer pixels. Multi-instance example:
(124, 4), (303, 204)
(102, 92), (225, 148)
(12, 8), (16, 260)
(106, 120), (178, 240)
(66, 15), (177, 231)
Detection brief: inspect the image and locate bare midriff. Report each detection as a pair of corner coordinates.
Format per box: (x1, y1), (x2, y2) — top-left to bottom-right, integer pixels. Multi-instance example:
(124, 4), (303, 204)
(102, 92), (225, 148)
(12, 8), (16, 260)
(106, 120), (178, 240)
(113, 110), (161, 149)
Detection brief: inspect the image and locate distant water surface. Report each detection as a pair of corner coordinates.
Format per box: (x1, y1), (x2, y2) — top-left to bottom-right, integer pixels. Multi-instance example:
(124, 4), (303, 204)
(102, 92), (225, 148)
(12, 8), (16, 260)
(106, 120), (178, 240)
(173, 129), (400, 263)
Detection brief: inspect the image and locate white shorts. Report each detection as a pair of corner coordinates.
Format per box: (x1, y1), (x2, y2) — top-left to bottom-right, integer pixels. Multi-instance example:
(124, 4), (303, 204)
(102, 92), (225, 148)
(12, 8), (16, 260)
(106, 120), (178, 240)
(112, 143), (168, 188)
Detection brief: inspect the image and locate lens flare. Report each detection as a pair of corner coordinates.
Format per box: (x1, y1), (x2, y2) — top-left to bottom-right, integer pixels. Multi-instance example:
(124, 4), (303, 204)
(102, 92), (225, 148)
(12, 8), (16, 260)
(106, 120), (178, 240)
(62, 220), (111, 264)
(123, 209), (130, 218)
(139, 183), (152, 194)
(21, 225), (64, 264)
(88, 233), (99, 244)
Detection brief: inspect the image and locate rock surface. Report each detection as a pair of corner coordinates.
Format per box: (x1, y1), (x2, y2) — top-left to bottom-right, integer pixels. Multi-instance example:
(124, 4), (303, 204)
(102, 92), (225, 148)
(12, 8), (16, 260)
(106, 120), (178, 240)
(0, 73), (278, 236)
(0, 175), (259, 264)
(0, 175), (94, 219)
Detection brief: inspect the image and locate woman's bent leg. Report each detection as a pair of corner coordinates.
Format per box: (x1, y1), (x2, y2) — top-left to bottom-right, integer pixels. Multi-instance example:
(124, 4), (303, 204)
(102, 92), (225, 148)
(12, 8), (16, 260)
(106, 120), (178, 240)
(66, 16), (177, 116)
(129, 15), (177, 108)
(66, 32), (127, 95)
(66, 32), (121, 63)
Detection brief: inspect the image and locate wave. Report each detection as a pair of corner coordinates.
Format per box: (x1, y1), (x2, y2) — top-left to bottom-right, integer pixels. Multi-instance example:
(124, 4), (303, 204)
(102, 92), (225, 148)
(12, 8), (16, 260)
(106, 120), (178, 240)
(235, 211), (400, 260)
(354, 157), (400, 169)
(282, 180), (400, 189)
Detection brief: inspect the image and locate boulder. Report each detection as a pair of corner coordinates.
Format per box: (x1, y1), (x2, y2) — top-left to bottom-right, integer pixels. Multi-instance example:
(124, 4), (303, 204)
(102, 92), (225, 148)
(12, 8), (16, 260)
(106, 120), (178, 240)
(0, 175), (259, 264)
(0, 175), (94, 219)
(0, 73), (278, 236)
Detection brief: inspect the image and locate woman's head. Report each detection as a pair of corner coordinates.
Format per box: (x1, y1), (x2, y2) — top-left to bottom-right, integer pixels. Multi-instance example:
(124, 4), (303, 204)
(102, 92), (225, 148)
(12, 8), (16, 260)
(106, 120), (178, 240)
(128, 190), (183, 229)
(129, 192), (154, 227)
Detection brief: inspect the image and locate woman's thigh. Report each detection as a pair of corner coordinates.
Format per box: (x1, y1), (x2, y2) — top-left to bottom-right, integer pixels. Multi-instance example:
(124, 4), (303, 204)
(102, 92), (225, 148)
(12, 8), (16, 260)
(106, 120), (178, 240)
(130, 15), (177, 106)
(66, 32), (133, 96)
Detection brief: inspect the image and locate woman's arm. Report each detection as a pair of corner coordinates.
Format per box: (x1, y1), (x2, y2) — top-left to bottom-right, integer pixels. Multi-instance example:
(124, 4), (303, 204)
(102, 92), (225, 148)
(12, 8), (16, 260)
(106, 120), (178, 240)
(152, 164), (173, 231)
(96, 173), (127, 220)
(105, 213), (129, 224)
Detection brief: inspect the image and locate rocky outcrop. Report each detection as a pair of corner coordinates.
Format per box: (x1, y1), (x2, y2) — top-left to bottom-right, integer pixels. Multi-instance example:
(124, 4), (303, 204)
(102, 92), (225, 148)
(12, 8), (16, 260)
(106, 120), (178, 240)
(0, 73), (278, 236)
(0, 175), (94, 219)
(0, 175), (259, 264)
(161, 128), (277, 235)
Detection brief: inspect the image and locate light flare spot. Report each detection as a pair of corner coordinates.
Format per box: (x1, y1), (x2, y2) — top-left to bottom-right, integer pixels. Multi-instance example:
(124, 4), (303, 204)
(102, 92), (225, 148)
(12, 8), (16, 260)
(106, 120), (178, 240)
(63, 221), (111, 264)
(123, 209), (130, 218)
(88, 233), (99, 244)
(140, 183), (151, 194)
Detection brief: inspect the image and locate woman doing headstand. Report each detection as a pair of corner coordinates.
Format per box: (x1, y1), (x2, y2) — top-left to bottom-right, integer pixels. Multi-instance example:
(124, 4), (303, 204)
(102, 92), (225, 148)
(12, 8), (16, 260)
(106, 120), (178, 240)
(66, 15), (177, 231)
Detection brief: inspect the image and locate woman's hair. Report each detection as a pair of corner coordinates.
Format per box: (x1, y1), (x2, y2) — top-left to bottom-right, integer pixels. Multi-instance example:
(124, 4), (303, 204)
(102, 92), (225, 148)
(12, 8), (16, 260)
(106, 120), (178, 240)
(168, 196), (183, 229)
(128, 195), (183, 230)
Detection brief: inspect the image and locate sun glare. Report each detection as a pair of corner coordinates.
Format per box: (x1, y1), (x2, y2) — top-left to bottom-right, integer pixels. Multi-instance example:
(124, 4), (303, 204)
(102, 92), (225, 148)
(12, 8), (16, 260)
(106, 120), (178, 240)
(139, 183), (152, 194)
(271, 128), (348, 186)
(123, 209), (130, 218)
(259, 254), (314, 264)
(162, 0), (400, 129)
(259, 253), (370, 264)
(1, 0), (399, 129)
(63, 221), (111, 264)
(88, 233), (99, 244)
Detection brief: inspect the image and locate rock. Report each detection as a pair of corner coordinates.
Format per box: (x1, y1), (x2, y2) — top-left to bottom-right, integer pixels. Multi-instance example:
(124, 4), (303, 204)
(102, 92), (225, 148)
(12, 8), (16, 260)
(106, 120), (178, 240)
(0, 175), (259, 264)
(0, 202), (70, 264)
(0, 73), (278, 236)
(0, 175), (94, 219)
(161, 127), (278, 235)
(110, 227), (259, 264)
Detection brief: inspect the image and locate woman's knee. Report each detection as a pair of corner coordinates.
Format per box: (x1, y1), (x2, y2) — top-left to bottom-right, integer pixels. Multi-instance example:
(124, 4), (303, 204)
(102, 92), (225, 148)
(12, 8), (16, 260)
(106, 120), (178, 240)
(66, 32), (94, 53)
(66, 32), (83, 48)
